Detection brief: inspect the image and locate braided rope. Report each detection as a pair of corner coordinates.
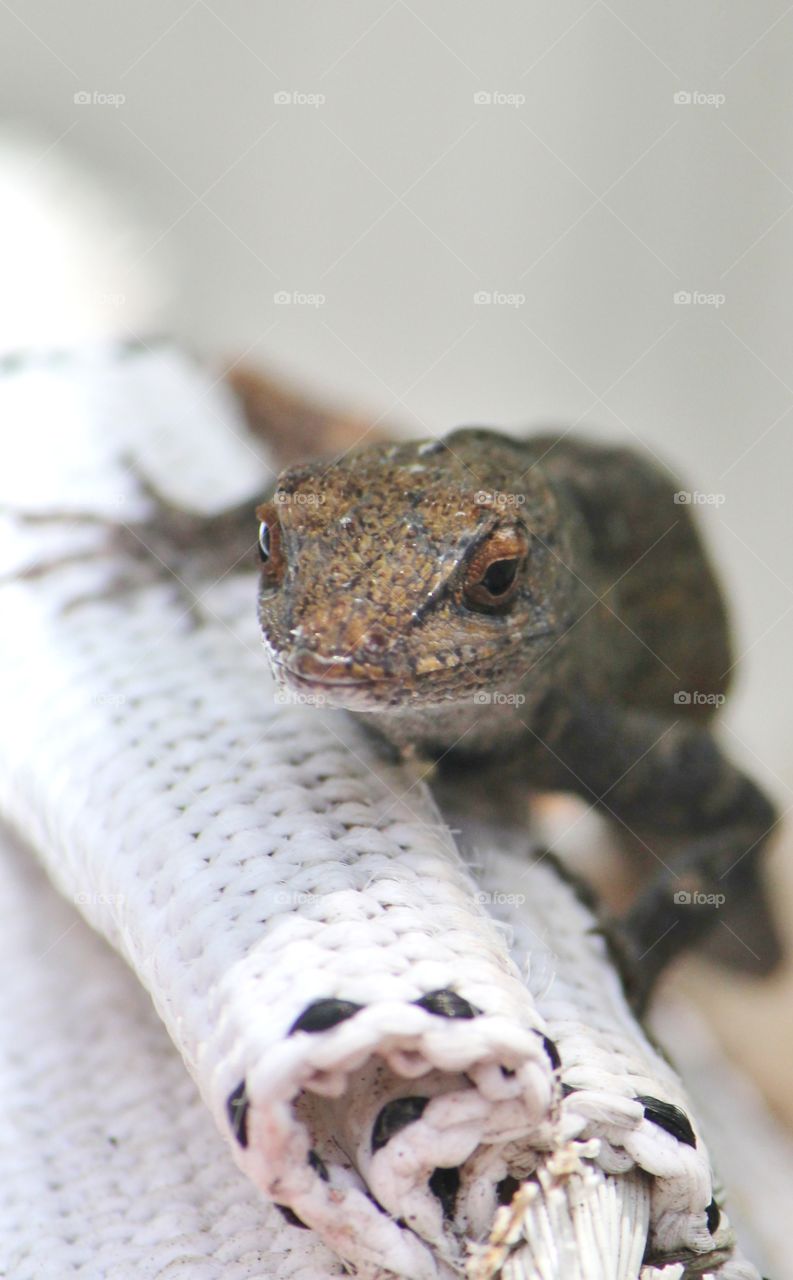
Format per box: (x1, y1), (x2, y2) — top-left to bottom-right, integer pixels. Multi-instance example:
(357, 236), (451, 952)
(0, 827), (348, 1280)
(0, 346), (759, 1279)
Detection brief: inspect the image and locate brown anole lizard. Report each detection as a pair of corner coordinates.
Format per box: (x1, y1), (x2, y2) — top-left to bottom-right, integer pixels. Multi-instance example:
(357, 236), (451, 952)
(254, 425), (781, 1009)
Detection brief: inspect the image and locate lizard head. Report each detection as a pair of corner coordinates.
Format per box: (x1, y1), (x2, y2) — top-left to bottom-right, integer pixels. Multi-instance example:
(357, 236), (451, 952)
(256, 427), (569, 715)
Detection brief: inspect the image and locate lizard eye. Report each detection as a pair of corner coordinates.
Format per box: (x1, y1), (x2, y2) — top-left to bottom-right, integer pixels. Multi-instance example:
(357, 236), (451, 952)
(463, 527), (528, 612)
(255, 502), (286, 588)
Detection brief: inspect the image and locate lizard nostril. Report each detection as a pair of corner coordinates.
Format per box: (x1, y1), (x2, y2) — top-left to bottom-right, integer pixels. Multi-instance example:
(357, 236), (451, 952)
(362, 627), (389, 654)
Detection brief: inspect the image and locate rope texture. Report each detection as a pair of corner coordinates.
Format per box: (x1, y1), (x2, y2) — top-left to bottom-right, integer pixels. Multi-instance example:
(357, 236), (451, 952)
(0, 345), (759, 1279)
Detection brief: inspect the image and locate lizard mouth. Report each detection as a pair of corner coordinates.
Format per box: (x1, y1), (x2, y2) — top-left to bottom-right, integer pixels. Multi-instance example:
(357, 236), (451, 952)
(270, 643), (481, 711)
(267, 623), (559, 710)
(272, 660), (406, 711)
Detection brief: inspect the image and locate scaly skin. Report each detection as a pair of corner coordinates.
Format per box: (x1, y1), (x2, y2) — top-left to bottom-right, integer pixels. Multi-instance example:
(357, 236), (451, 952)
(256, 426), (781, 1009)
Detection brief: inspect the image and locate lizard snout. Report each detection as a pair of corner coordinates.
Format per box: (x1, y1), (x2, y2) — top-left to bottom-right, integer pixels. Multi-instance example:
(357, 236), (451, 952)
(279, 610), (398, 688)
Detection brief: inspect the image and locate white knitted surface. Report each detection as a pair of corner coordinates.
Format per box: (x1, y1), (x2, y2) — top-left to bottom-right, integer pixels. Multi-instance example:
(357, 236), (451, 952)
(0, 823), (347, 1280)
(0, 345), (759, 1279)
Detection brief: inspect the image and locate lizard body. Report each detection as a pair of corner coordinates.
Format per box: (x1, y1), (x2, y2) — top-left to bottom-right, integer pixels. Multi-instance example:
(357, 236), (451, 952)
(255, 426), (780, 1007)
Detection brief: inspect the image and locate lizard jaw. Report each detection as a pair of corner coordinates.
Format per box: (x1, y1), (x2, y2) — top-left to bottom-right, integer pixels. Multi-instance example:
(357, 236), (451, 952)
(271, 661), (407, 711)
(268, 643), (400, 710)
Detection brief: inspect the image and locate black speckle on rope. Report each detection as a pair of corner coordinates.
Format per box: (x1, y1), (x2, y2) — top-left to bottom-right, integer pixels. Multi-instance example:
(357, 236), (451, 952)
(637, 1095), (696, 1148)
(226, 1080), (249, 1148)
(288, 998), (363, 1034)
(371, 1096), (429, 1152)
(120, 335), (168, 359)
(428, 1165), (460, 1219)
(561, 1082), (578, 1097)
(0, 351), (28, 375)
(308, 1149), (330, 1182)
(706, 1198), (721, 1233)
(496, 1175), (520, 1205)
(274, 1203), (309, 1230)
(365, 1191), (389, 1215)
(538, 1032), (561, 1070)
(414, 989), (480, 1019)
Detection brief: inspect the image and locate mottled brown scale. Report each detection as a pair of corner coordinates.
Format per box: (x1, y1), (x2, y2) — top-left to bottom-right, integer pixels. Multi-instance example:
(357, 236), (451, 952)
(256, 425), (782, 1011)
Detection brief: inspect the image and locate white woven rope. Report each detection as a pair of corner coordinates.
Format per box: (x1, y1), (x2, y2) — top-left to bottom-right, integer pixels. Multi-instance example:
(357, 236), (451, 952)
(0, 345), (759, 1279)
(0, 825), (348, 1280)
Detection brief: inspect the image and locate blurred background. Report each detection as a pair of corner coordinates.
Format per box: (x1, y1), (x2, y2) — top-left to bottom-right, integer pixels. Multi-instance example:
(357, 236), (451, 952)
(1, 0), (792, 1154)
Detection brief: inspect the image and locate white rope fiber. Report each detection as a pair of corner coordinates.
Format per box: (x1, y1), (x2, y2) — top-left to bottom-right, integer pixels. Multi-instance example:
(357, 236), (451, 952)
(0, 823), (349, 1280)
(0, 344), (760, 1279)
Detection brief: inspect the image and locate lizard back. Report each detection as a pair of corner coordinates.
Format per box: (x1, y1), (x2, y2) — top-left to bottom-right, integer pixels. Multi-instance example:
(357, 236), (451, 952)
(526, 435), (733, 721)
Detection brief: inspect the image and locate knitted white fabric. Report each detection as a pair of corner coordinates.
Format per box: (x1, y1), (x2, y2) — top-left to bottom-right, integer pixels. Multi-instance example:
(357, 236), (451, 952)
(6, 829), (780, 1280)
(0, 345), (759, 1279)
(0, 825), (348, 1280)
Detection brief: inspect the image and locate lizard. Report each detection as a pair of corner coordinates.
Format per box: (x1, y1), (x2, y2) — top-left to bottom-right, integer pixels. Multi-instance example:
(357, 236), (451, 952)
(9, 349), (774, 1012)
(252, 424), (782, 1010)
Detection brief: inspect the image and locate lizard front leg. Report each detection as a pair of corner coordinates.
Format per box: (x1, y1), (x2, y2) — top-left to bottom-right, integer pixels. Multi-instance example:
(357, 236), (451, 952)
(526, 695), (782, 1012)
